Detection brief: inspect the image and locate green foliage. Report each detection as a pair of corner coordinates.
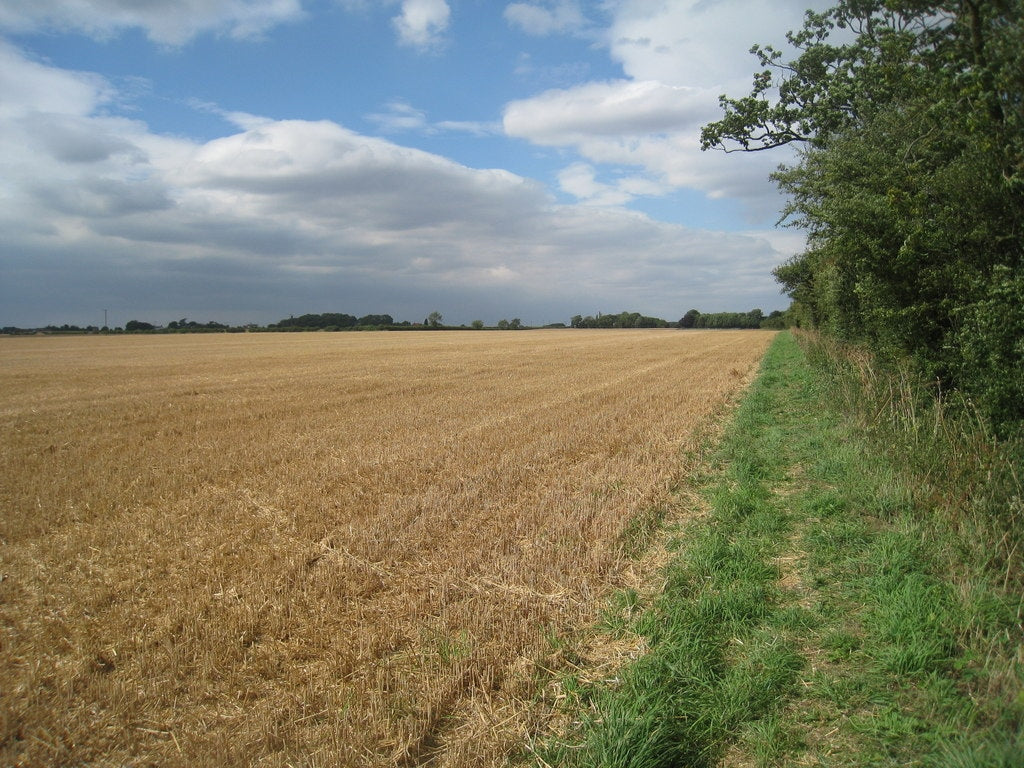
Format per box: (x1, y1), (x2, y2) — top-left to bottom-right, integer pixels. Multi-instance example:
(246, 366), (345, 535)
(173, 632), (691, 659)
(357, 313), (394, 327)
(952, 266), (1024, 426)
(268, 312), (396, 330)
(703, 0), (1024, 433)
(678, 308), (700, 328)
(676, 308), (770, 329)
(166, 317), (229, 331)
(271, 312), (358, 330)
(787, 330), (1024, 765)
(571, 311), (670, 328)
(936, 734), (1024, 768)
(538, 335), (811, 767)
(535, 333), (1023, 767)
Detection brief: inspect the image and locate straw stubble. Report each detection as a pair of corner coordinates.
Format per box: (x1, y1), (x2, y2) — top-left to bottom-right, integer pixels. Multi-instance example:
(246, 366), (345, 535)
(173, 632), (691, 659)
(0, 329), (772, 767)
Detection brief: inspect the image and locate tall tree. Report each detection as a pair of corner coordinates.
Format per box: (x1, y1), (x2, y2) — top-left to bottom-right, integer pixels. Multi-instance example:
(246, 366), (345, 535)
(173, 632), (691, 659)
(703, 0), (1024, 428)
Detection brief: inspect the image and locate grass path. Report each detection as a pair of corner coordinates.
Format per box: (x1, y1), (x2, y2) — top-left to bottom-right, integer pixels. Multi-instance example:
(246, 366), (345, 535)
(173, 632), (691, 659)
(534, 331), (1022, 767)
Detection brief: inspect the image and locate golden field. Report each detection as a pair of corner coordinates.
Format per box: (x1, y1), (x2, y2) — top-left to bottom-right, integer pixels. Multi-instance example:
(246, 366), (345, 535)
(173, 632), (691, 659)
(0, 329), (773, 767)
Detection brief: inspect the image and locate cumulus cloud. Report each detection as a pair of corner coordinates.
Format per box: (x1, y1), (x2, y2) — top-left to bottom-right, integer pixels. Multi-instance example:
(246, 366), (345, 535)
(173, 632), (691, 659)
(0, 44), (796, 327)
(0, 0), (304, 45)
(502, 77), (785, 211)
(0, 43), (111, 117)
(499, 1), (834, 214)
(504, 1), (586, 36)
(503, 79), (716, 143)
(171, 119), (547, 235)
(605, 0), (829, 88)
(392, 0), (450, 50)
(558, 162), (668, 207)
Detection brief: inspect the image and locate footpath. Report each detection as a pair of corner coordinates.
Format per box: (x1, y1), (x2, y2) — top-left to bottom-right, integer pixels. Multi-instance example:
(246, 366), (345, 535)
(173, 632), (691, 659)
(534, 332), (1022, 767)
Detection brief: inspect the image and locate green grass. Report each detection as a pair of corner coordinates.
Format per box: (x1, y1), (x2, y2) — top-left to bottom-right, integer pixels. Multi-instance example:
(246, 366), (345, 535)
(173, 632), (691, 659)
(532, 331), (1023, 767)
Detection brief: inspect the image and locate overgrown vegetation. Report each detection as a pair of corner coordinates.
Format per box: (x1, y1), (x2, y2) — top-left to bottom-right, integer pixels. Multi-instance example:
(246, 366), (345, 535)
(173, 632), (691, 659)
(678, 6), (1024, 756)
(568, 309), (789, 329)
(788, 330), (1024, 766)
(702, 0), (1024, 433)
(678, 308), (788, 330)
(535, 331), (1022, 766)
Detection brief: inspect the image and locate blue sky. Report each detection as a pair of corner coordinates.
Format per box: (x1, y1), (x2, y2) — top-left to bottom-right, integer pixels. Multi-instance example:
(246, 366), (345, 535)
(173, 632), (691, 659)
(0, 0), (828, 328)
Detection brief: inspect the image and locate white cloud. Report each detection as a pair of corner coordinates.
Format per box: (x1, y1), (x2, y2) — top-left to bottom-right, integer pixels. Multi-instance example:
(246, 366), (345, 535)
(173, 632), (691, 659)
(366, 100), (500, 136)
(0, 43), (111, 117)
(0, 0), (304, 45)
(188, 99), (277, 131)
(558, 162), (668, 207)
(504, 1), (585, 36)
(558, 162), (628, 205)
(434, 119), (501, 136)
(503, 76), (785, 212)
(0, 44), (798, 327)
(500, 1), (835, 215)
(504, 79), (716, 143)
(392, 0), (450, 50)
(171, 119), (546, 235)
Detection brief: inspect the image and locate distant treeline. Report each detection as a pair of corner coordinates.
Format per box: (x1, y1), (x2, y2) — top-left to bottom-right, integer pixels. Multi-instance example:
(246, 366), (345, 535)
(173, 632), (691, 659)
(270, 313), (396, 330)
(0, 321), (240, 335)
(679, 308), (788, 329)
(570, 312), (671, 329)
(571, 309), (788, 330)
(4, 308), (791, 335)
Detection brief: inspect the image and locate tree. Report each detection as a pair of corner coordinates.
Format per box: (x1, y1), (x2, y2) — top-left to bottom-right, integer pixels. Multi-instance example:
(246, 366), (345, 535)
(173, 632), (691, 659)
(471, 320), (484, 330)
(358, 314), (394, 327)
(125, 320), (155, 332)
(426, 311), (443, 328)
(273, 313), (357, 330)
(679, 309), (701, 329)
(761, 310), (789, 330)
(703, 0), (1024, 429)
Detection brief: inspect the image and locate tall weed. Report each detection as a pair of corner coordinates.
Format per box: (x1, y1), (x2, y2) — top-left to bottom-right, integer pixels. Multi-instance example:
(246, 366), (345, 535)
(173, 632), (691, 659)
(793, 329), (1024, 753)
(793, 329), (1023, 594)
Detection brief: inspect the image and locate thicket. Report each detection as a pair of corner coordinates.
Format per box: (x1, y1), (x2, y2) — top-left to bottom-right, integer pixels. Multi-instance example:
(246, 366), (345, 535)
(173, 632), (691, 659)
(568, 309), (788, 329)
(571, 311), (672, 328)
(269, 312), (395, 330)
(702, 0), (1024, 435)
(678, 308), (787, 329)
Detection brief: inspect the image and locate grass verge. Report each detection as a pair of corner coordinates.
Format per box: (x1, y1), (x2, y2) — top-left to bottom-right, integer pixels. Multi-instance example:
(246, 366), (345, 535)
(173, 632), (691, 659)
(532, 331), (1023, 767)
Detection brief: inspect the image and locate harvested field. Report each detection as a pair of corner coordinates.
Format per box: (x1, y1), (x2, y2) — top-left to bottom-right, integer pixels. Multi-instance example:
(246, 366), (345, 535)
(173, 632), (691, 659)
(0, 329), (773, 767)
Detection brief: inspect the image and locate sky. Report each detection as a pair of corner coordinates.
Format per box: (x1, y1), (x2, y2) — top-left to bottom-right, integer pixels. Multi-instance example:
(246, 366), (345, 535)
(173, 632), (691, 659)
(0, 0), (829, 329)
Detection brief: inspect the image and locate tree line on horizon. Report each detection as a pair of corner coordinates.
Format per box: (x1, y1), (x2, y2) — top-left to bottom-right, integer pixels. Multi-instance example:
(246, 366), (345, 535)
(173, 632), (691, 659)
(3, 307), (791, 335)
(570, 309), (788, 329)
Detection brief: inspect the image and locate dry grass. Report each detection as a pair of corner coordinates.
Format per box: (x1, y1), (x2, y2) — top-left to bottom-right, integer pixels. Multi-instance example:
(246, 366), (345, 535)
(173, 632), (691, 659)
(0, 329), (773, 767)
